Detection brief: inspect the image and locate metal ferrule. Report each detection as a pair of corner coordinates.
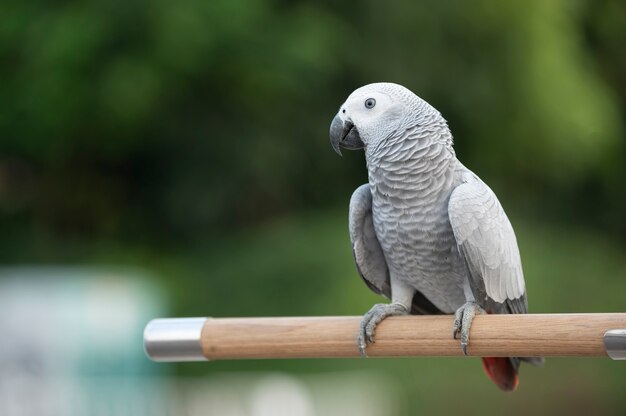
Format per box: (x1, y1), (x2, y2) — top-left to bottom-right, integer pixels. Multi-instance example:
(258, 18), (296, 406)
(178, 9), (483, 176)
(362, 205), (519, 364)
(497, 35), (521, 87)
(144, 317), (207, 362)
(604, 329), (626, 360)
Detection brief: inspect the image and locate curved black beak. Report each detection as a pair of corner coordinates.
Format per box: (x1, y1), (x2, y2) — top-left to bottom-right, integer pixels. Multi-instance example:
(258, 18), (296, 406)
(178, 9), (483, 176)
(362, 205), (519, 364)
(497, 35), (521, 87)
(329, 114), (364, 156)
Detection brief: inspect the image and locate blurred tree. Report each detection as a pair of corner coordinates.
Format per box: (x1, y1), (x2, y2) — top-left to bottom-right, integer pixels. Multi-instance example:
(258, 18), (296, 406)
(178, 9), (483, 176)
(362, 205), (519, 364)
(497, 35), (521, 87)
(0, 0), (624, 240)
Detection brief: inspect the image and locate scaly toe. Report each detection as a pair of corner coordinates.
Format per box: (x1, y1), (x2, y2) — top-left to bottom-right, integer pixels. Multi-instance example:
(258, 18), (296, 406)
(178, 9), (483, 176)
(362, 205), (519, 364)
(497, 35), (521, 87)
(356, 303), (408, 357)
(452, 307), (463, 339)
(365, 316), (381, 344)
(453, 301), (485, 355)
(357, 333), (367, 357)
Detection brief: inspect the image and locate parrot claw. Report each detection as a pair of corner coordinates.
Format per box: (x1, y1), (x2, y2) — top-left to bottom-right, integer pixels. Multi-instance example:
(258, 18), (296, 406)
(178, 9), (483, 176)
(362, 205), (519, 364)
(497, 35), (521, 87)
(357, 302), (408, 357)
(357, 336), (368, 358)
(452, 301), (485, 356)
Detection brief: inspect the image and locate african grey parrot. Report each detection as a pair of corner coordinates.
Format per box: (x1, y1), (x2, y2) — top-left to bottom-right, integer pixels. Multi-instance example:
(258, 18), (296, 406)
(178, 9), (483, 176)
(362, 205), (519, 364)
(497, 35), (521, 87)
(329, 82), (542, 391)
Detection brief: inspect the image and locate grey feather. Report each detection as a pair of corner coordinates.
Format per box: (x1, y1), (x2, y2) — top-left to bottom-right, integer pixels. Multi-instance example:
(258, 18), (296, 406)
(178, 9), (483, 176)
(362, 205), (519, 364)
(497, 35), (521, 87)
(448, 178), (526, 307)
(349, 184), (444, 315)
(349, 184), (391, 297)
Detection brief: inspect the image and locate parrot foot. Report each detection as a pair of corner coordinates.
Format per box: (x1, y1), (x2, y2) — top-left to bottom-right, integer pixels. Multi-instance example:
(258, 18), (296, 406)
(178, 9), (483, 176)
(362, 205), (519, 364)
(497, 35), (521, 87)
(357, 302), (408, 358)
(452, 301), (485, 355)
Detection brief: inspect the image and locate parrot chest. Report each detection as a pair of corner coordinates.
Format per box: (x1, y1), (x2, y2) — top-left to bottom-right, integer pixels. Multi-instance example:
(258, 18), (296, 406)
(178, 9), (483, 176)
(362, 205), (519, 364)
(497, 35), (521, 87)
(369, 175), (467, 312)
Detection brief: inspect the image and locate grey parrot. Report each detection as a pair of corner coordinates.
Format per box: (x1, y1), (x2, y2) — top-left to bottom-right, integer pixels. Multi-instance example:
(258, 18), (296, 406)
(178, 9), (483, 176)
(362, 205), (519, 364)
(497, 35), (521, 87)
(329, 82), (542, 391)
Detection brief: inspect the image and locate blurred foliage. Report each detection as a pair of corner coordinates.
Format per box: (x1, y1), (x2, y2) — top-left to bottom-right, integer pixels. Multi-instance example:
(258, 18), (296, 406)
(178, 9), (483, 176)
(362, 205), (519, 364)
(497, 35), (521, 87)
(1, 0), (625, 241)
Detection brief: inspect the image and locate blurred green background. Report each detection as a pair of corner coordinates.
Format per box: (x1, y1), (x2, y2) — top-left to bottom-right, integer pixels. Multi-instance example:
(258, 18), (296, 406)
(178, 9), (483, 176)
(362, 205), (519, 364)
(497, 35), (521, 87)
(1, 0), (625, 414)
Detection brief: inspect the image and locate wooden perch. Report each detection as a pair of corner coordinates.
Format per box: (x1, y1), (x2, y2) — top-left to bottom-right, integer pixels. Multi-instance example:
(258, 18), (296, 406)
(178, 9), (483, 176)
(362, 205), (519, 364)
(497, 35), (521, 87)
(143, 314), (626, 362)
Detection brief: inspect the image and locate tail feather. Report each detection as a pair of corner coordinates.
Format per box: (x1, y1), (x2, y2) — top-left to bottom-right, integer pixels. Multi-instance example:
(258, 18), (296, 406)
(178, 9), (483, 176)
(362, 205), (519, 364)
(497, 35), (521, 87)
(481, 357), (519, 391)
(479, 310), (544, 390)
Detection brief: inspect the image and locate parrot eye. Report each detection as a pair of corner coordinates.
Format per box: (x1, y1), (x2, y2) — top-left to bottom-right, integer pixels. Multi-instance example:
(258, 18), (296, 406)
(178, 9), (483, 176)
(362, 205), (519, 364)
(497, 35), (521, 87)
(364, 98), (376, 109)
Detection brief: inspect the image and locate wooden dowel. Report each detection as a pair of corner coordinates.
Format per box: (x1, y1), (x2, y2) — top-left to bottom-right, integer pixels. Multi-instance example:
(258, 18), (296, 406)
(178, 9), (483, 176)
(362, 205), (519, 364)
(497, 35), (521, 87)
(143, 314), (626, 362)
(200, 314), (626, 360)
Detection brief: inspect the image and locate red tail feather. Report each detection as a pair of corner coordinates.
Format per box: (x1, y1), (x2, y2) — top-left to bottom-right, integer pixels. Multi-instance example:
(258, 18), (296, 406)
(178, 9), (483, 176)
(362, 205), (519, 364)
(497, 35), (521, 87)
(481, 357), (519, 391)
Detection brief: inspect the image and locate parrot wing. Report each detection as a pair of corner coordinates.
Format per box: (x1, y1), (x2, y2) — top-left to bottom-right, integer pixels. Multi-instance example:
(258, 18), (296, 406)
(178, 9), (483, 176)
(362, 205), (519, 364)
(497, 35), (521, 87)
(349, 184), (391, 298)
(448, 178), (527, 314)
(350, 184), (443, 314)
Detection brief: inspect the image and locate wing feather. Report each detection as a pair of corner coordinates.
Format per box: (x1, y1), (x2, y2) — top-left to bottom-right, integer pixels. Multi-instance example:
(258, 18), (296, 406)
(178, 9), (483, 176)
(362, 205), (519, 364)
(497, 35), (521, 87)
(448, 179), (526, 309)
(349, 184), (391, 297)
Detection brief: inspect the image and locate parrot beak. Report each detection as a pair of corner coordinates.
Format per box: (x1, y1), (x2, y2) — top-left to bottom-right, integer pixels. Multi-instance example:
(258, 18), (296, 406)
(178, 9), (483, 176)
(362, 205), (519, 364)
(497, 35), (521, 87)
(329, 114), (364, 156)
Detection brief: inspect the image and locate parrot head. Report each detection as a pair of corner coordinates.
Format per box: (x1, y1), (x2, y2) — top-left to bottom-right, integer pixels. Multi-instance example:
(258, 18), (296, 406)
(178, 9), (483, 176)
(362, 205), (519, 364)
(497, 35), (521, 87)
(329, 82), (446, 156)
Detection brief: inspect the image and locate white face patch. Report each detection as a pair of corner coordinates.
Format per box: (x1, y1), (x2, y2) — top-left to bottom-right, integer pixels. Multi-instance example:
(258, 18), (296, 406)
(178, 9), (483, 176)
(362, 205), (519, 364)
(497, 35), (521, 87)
(341, 90), (403, 145)
(344, 91), (393, 122)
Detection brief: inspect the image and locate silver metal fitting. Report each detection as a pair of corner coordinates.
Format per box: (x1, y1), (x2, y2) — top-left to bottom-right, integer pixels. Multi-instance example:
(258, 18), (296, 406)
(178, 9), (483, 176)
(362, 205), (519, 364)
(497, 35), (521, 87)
(144, 317), (207, 362)
(604, 329), (626, 360)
